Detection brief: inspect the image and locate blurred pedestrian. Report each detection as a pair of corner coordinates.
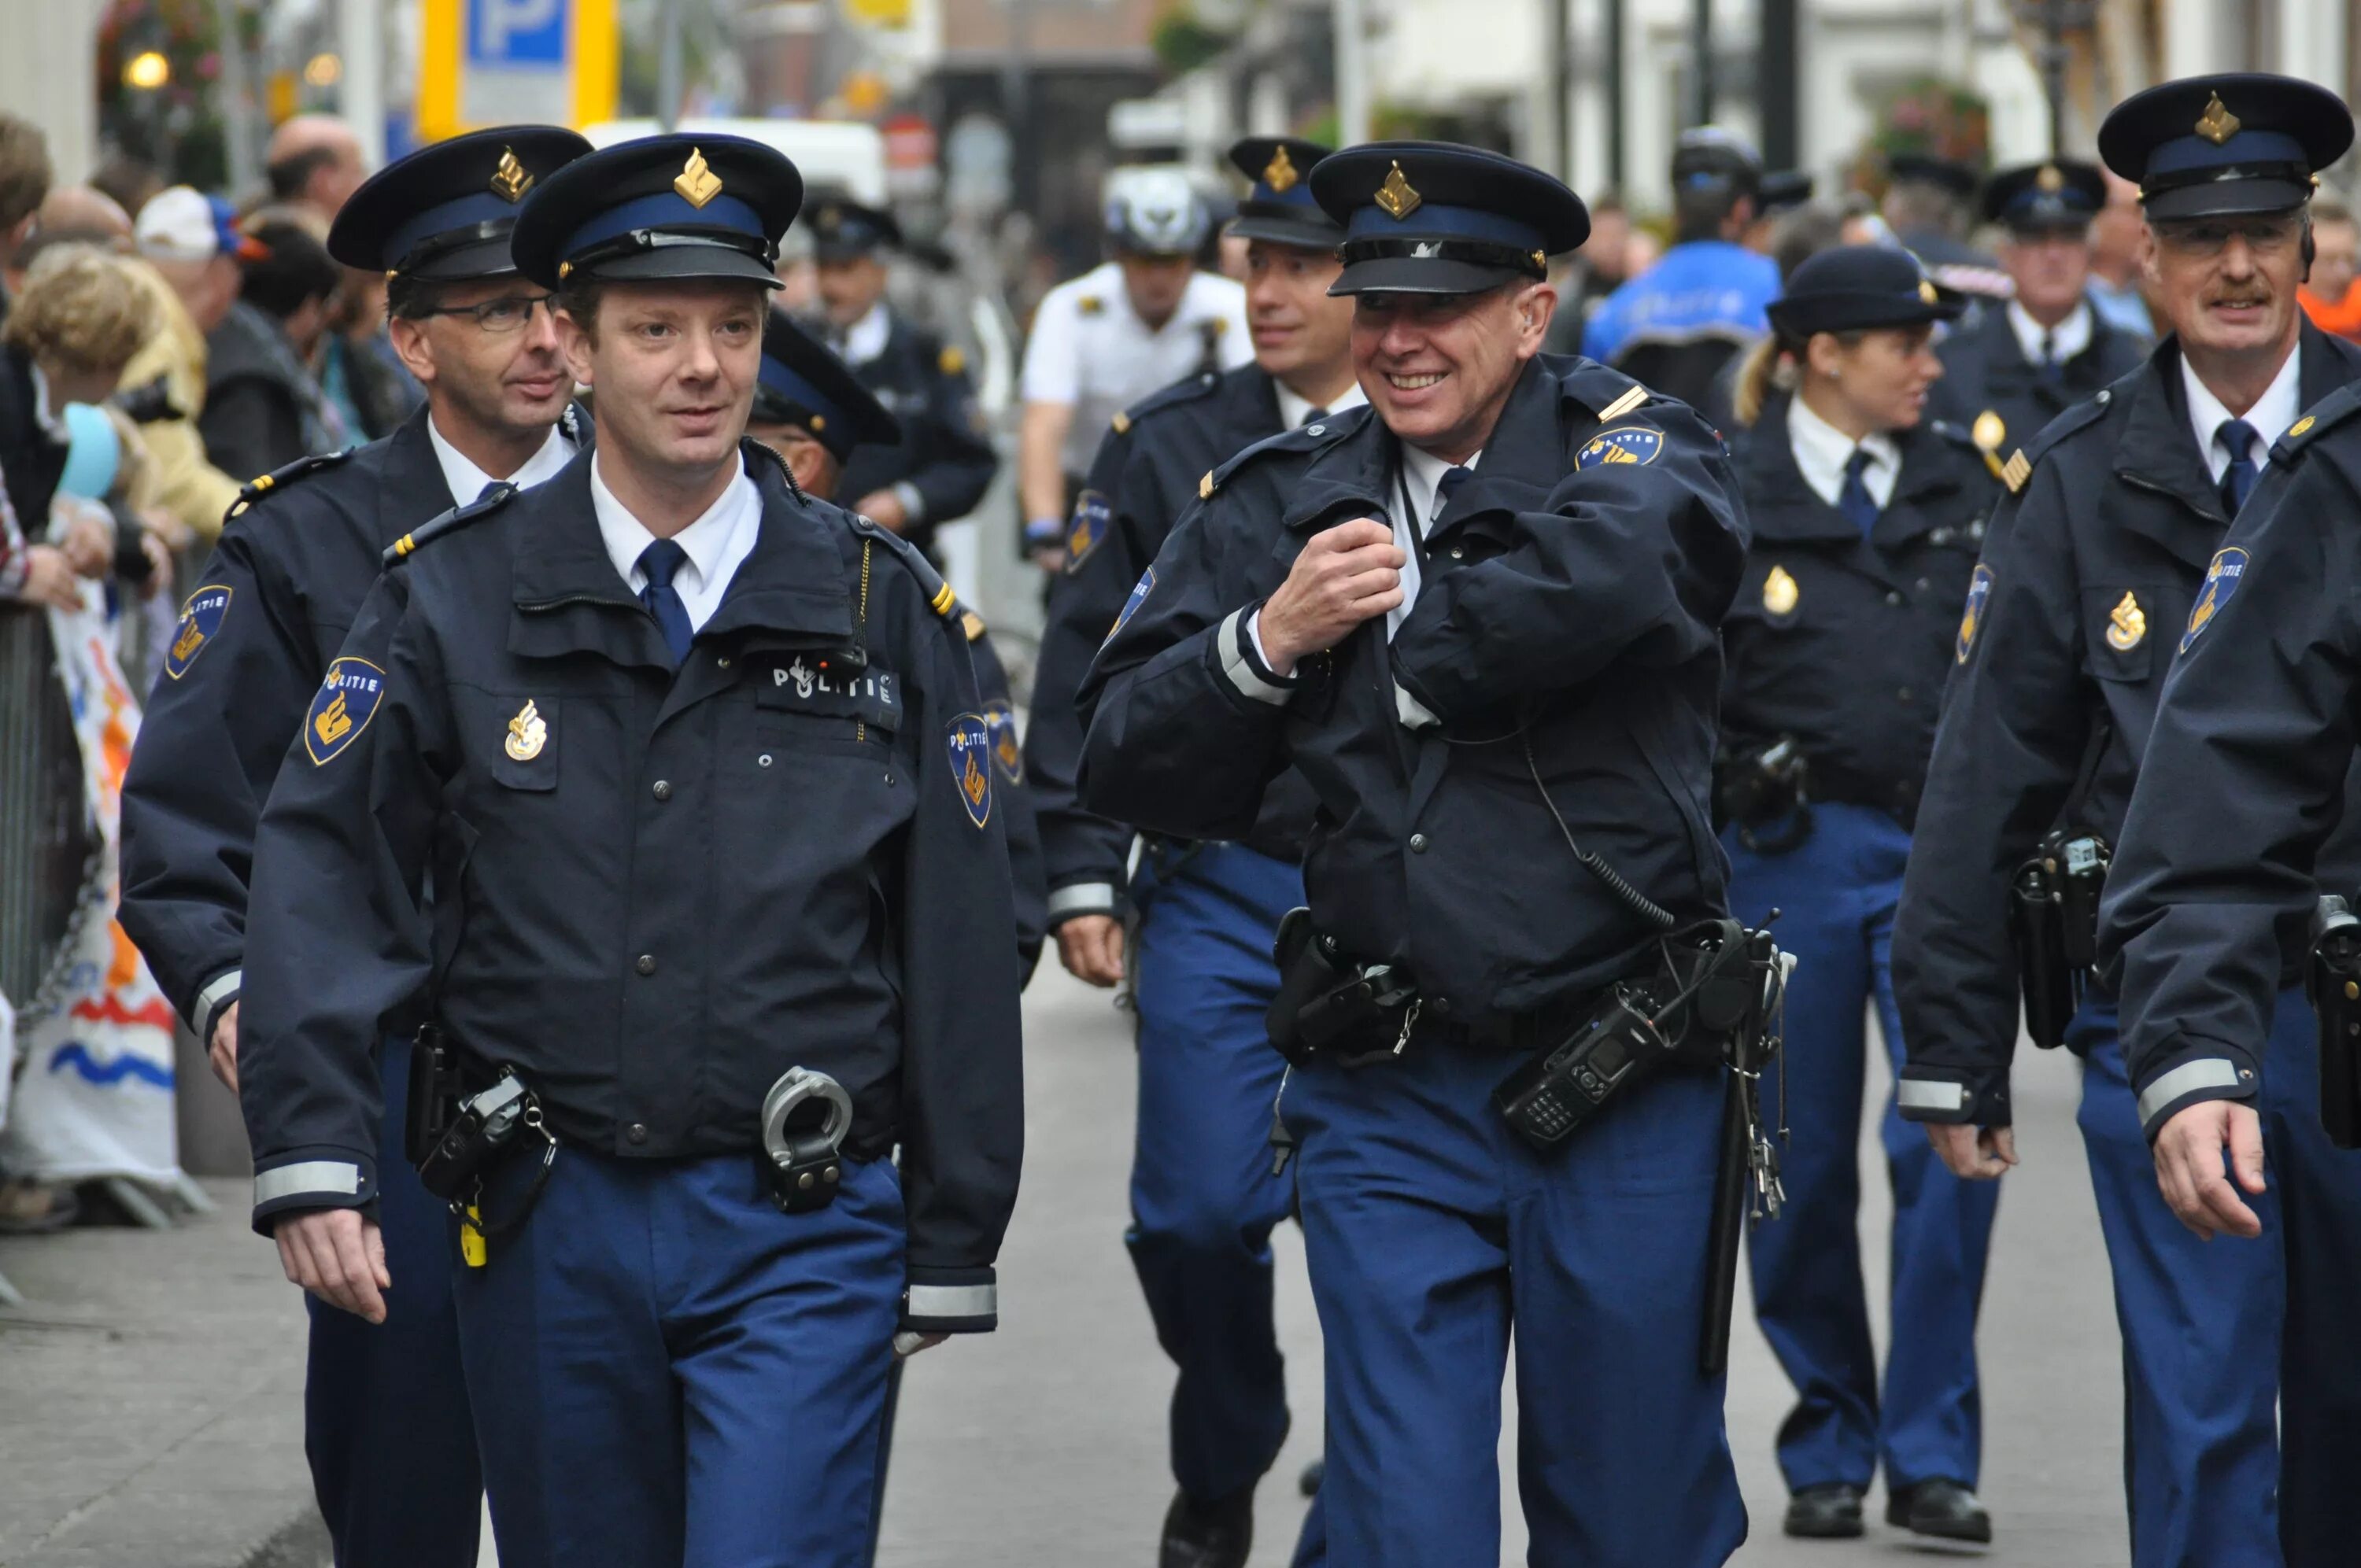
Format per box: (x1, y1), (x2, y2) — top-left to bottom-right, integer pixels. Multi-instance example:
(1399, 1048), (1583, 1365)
(320, 268), (424, 441)
(1883, 154), (2012, 306)
(0, 113), (53, 323)
(201, 217), (344, 478)
(116, 187), (249, 542)
(90, 154), (164, 227)
(1542, 189), (1634, 352)
(2088, 168), (2158, 338)
(2300, 197), (2361, 341)
(264, 114), (368, 227)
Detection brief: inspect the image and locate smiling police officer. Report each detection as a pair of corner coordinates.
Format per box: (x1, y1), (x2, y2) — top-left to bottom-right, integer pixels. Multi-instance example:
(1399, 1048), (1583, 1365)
(1897, 73), (2361, 1566)
(1078, 142), (1753, 1566)
(116, 124), (592, 1568)
(235, 134), (1024, 1567)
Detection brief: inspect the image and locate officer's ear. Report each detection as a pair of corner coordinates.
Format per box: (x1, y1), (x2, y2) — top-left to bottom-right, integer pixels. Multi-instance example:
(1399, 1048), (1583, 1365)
(1513, 280), (1557, 356)
(2303, 216), (2317, 283)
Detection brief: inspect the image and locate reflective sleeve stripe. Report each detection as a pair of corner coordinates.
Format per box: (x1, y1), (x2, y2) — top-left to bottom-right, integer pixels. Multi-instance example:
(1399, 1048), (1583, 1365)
(192, 969), (242, 1040)
(891, 481), (927, 526)
(1896, 1079), (1966, 1113)
(2136, 1058), (2246, 1128)
(253, 1160), (363, 1207)
(905, 1282), (996, 1319)
(1047, 883), (1121, 919)
(1217, 609), (1292, 706)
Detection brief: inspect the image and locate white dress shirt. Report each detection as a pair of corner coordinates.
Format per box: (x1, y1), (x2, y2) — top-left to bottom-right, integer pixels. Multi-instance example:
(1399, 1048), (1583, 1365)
(426, 414), (575, 508)
(1019, 261), (1254, 474)
(1273, 378), (1367, 432)
(2005, 299), (2093, 369)
(838, 301), (892, 367)
(590, 452), (762, 634)
(2182, 341), (2303, 484)
(1786, 393), (1900, 511)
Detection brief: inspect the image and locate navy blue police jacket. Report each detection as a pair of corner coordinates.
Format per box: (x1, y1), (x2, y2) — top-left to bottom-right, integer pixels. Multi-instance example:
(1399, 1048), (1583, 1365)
(1932, 300), (2149, 465)
(959, 604), (1047, 976)
(237, 442), (1023, 1332)
(834, 311), (996, 557)
(1899, 325), (2361, 1133)
(1721, 394), (1999, 826)
(1075, 356), (1748, 1029)
(2099, 372), (2361, 1137)
(119, 404), (585, 1046)
(1026, 362), (1318, 924)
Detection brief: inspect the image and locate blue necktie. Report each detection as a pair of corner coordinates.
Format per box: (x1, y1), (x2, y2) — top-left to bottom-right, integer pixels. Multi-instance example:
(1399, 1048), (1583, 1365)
(2216, 418), (2260, 515)
(637, 539), (693, 666)
(1434, 465), (1471, 518)
(2038, 330), (2062, 386)
(1302, 404), (1328, 426)
(1838, 448), (1880, 538)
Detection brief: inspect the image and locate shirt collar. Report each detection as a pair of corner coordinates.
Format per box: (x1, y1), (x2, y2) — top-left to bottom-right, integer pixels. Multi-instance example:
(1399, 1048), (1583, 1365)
(841, 301), (892, 366)
(1399, 438), (1481, 531)
(1273, 377), (1366, 432)
(427, 411), (576, 507)
(2005, 299), (2093, 365)
(589, 451), (760, 595)
(27, 363), (68, 443)
(2182, 339), (2304, 479)
(1786, 392), (1900, 507)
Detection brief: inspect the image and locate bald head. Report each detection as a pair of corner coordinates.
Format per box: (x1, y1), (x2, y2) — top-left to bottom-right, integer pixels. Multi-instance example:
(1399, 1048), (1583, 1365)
(266, 115), (367, 220)
(37, 186), (132, 248)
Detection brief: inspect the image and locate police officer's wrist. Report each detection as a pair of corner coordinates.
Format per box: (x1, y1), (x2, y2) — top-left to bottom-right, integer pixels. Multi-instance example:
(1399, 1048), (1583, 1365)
(902, 1265), (997, 1333)
(1023, 517), (1064, 548)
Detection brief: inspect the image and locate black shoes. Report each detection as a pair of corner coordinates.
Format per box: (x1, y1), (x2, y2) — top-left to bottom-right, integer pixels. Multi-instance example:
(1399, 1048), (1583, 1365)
(1159, 1486), (1254, 1568)
(1886, 1478), (1993, 1544)
(1783, 1483), (1866, 1539)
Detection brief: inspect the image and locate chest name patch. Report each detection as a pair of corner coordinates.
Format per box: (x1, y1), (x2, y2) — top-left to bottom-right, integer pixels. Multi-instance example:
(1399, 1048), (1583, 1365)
(306, 658), (386, 765)
(2181, 547), (2248, 654)
(164, 584), (234, 680)
(1577, 425), (1665, 469)
(761, 656), (901, 731)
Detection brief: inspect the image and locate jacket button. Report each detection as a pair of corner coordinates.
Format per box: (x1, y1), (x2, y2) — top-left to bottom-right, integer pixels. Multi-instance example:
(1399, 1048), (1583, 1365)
(1448, 545), (1464, 559)
(626, 1123), (648, 1146)
(1410, 832), (1429, 853)
(1897, 688), (1913, 703)
(1432, 996), (1452, 1015)
(635, 954), (657, 976)
(716, 655), (731, 668)
(652, 780), (672, 801)
(1884, 590), (1903, 606)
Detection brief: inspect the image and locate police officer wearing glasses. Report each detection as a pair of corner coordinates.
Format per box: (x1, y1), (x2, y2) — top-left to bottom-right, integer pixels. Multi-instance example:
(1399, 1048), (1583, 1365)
(1079, 142), (1753, 1566)
(117, 124), (592, 1568)
(1899, 73), (2361, 1566)
(235, 134), (1024, 1566)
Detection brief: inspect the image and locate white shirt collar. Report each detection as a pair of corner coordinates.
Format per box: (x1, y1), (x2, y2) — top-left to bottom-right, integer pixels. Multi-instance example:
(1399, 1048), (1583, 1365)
(1786, 393), (1901, 510)
(589, 452), (763, 635)
(2005, 299), (2093, 367)
(841, 301), (892, 367)
(426, 412), (576, 508)
(2182, 341), (2303, 483)
(27, 363), (68, 442)
(1273, 377), (1366, 433)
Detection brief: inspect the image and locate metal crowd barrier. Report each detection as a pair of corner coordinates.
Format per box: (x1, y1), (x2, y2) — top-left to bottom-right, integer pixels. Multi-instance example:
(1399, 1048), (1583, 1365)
(0, 607), (98, 1023)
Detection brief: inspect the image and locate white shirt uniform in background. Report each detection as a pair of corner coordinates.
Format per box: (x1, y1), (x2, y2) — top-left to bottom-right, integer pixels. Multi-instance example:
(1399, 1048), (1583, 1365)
(1019, 260), (1254, 477)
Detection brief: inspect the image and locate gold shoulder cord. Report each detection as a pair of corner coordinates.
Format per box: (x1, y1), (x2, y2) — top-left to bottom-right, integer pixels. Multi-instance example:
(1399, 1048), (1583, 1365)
(856, 538), (874, 743)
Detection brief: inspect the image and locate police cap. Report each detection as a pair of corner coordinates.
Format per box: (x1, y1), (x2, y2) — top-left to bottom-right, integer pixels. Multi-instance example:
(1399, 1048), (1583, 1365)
(749, 311), (900, 466)
(1225, 136), (1342, 251)
(1672, 126), (1764, 197)
(2098, 72), (2352, 220)
(511, 133), (801, 291)
(1980, 159), (2106, 233)
(1757, 169), (1814, 215)
(1310, 142), (1588, 297)
(807, 195), (902, 263)
(1887, 153), (1982, 201)
(1766, 244), (1964, 339)
(327, 126), (593, 281)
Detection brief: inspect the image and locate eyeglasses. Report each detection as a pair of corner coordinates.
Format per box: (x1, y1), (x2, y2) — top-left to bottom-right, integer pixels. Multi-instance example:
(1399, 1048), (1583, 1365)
(412, 294), (558, 334)
(2152, 215), (2305, 259)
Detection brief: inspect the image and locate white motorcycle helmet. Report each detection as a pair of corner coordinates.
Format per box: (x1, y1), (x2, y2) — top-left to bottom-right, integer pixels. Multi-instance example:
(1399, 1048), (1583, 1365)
(1104, 167), (1209, 257)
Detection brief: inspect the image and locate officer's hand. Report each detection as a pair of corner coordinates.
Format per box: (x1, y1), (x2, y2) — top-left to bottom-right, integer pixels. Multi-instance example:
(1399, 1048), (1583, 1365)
(1055, 915), (1125, 987)
(17, 546), (83, 610)
(274, 1207), (390, 1323)
(1258, 519), (1406, 675)
(893, 1330), (949, 1360)
(1925, 1122), (2017, 1180)
(2152, 1100), (2267, 1240)
(855, 490), (908, 533)
(207, 1001), (240, 1094)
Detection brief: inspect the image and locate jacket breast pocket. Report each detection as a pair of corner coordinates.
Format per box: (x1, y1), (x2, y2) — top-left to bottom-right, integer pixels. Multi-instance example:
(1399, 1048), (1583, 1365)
(2081, 585), (2170, 684)
(466, 693), (560, 791)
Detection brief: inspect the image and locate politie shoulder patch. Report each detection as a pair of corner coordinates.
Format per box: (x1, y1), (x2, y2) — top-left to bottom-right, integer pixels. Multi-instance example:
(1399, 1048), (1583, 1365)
(1066, 489), (1111, 571)
(984, 699), (1024, 784)
(1956, 563), (1994, 664)
(1107, 566), (1155, 642)
(164, 584), (233, 680)
(1576, 425), (1665, 469)
(305, 657), (387, 766)
(2181, 547), (2249, 654)
(947, 713), (994, 828)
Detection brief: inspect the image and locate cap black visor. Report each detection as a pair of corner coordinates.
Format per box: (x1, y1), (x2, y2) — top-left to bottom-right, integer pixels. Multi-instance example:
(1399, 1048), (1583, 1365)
(580, 244), (782, 288)
(2143, 176), (2311, 222)
(1331, 256), (1532, 297)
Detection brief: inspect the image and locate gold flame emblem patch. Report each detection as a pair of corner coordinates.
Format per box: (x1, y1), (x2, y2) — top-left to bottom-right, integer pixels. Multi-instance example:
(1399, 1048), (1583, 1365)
(2106, 591), (2146, 652)
(1375, 162), (1422, 221)
(1263, 146), (1299, 193)
(490, 148), (534, 203)
(504, 699), (547, 762)
(2196, 94), (2241, 146)
(674, 148), (724, 208)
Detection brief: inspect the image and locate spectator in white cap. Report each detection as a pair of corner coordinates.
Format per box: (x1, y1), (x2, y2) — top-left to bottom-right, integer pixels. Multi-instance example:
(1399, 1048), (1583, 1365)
(114, 186), (250, 540)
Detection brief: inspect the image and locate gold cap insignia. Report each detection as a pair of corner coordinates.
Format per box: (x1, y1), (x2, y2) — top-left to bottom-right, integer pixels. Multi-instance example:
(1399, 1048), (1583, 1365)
(1263, 146), (1299, 194)
(1918, 279), (1939, 304)
(2106, 590), (2146, 651)
(490, 148), (534, 203)
(1110, 410), (1132, 434)
(2196, 93), (2241, 146)
(1763, 564), (1800, 617)
(557, 260), (572, 282)
(1375, 161), (1422, 222)
(1971, 410), (2006, 452)
(2292, 415), (2317, 438)
(504, 699), (547, 762)
(2035, 164), (2064, 194)
(675, 147), (724, 208)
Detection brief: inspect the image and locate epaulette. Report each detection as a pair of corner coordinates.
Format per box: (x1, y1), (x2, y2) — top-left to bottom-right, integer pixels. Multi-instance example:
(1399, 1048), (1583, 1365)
(382, 483), (517, 566)
(1201, 406), (1366, 499)
(960, 607), (988, 643)
(1119, 371), (1224, 437)
(225, 448), (356, 521)
(1994, 390), (2114, 495)
(1557, 361), (1657, 425)
(848, 512), (959, 622)
(2271, 384), (2361, 467)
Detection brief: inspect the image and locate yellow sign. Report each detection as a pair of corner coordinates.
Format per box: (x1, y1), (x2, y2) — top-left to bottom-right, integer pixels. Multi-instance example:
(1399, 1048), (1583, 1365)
(417, 0), (619, 143)
(844, 0), (914, 24)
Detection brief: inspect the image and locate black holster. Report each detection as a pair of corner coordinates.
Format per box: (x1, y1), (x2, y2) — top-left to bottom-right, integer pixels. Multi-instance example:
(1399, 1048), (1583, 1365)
(1715, 738), (1812, 854)
(2310, 895), (2361, 1149)
(1265, 908), (1417, 1068)
(2008, 831), (2110, 1050)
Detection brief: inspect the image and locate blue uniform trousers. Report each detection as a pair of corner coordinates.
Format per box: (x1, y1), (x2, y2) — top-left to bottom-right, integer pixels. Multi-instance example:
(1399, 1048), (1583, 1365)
(1281, 1039), (1747, 1567)
(305, 1032), (481, 1567)
(1127, 841), (1304, 1502)
(451, 1148), (904, 1568)
(1725, 803), (1999, 1494)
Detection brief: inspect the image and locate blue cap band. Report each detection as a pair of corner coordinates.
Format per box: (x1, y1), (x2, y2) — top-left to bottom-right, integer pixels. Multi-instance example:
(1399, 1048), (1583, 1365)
(562, 190), (767, 260)
(1343, 200), (1546, 254)
(2145, 127), (2308, 180)
(1250, 179), (1322, 210)
(2004, 188), (2097, 220)
(757, 357), (848, 437)
(383, 191), (523, 269)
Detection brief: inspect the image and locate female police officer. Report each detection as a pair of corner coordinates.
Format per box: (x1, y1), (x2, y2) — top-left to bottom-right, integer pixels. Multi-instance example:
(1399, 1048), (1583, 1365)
(1716, 245), (2004, 1545)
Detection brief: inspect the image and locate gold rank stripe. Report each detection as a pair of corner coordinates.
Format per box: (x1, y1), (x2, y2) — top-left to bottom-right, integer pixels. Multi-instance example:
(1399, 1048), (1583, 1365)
(929, 581), (957, 615)
(393, 533), (416, 558)
(1597, 385), (1650, 423)
(2001, 449), (2032, 494)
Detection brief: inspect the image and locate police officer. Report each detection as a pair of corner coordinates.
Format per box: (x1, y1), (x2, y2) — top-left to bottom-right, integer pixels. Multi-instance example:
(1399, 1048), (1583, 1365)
(1935, 160), (2150, 456)
(1883, 153), (2012, 307)
(1027, 133), (1354, 1568)
(1897, 73), (2361, 1566)
(804, 197), (996, 560)
(116, 124), (592, 1568)
(1078, 142), (1752, 1566)
(1582, 125), (1780, 416)
(745, 307), (1046, 976)
(1715, 247), (2003, 1544)
(235, 134), (1024, 1567)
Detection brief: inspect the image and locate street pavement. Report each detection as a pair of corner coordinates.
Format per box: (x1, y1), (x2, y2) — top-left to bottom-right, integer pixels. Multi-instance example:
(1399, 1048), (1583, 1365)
(3, 967), (2134, 1567)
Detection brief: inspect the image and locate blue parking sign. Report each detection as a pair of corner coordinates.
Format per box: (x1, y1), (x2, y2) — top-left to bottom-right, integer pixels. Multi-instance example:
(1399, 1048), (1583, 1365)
(462, 0), (570, 124)
(468, 0), (567, 65)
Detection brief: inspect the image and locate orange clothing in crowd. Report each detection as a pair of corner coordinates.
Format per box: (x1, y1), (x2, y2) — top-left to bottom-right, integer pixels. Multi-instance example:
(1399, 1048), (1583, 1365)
(2302, 282), (2361, 341)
